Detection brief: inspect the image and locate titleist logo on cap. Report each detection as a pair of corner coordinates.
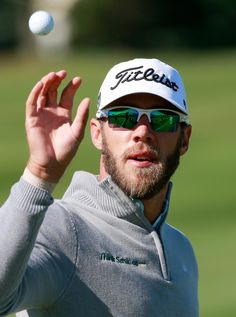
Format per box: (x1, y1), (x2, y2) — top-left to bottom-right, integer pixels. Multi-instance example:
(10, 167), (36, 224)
(110, 65), (179, 92)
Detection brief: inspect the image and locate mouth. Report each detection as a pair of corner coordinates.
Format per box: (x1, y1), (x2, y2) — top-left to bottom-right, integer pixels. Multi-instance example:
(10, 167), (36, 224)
(131, 156), (154, 162)
(127, 151), (158, 167)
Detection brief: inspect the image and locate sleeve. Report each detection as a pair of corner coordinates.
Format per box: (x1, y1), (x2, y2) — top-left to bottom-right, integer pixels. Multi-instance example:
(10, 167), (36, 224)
(0, 178), (54, 315)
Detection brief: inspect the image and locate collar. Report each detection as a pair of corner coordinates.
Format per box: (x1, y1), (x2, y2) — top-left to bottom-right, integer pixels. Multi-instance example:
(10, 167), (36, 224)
(131, 181), (173, 230)
(63, 171), (172, 230)
(152, 181), (172, 229)
(100, 175), (173, 230)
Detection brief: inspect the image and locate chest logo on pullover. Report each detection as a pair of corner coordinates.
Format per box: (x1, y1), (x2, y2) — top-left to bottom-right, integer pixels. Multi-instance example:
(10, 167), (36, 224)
(100, 252), (146, 267)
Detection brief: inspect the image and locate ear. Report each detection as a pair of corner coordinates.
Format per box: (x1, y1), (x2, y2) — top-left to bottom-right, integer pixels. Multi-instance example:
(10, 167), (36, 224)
(180, 124), (192, 156)
(90, 118), (103, 150)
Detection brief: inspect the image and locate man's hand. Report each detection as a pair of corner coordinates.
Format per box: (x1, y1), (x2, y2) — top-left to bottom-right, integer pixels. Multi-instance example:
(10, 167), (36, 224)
(25, 70), (90, 183)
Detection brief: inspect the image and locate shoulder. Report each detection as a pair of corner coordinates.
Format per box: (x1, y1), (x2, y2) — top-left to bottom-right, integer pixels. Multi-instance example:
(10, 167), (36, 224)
(162, 223), (192, 245)
(161, 223), (198, 265)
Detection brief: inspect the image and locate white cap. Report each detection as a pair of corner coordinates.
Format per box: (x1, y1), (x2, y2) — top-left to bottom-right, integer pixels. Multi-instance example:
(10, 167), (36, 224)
(96, 58), (188, 116)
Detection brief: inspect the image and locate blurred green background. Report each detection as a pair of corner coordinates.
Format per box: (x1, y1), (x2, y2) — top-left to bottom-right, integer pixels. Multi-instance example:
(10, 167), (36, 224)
(0, 0), (235, 317)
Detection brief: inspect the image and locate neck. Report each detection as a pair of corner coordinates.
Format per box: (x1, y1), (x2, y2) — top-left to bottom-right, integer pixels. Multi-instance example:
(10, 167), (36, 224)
(141, 184), (169, 224)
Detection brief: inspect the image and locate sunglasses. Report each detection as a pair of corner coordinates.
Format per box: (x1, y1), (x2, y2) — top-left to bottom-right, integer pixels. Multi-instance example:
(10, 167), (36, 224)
(97, 106), (189, 132)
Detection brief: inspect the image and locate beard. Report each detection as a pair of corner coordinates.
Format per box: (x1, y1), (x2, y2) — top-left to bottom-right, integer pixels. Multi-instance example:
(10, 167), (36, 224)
(101, 132), (183, 200)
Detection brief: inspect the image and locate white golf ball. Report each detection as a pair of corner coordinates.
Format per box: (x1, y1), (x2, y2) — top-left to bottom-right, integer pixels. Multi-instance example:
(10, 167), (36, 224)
(29, 11), (54, 36)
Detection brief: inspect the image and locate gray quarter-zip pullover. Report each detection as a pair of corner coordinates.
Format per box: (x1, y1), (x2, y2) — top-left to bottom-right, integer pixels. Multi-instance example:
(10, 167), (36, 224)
(0, 171), (198, 316)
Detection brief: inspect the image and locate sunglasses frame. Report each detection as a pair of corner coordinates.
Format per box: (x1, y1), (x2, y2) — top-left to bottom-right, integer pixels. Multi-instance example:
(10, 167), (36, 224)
(96, 106), (189, 132)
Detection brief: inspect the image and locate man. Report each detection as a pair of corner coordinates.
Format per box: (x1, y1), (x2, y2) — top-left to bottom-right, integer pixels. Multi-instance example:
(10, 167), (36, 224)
(0, 58), (198, 316)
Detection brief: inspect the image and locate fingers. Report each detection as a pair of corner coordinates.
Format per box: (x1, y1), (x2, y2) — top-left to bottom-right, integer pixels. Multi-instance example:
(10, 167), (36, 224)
(41, 70), (67, 96)
(26, 81), (44, 117)
(26, 71), (85, 117)
(26, 71), (67, 113)
(71, 97), (90, 142)
(39, 70), (67, 108)
(59, 76), (82, 110)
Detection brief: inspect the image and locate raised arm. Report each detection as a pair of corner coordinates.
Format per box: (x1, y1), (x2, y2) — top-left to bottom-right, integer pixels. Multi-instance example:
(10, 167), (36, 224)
(25, 70), (90, 183)
(0, 71), (90, 315)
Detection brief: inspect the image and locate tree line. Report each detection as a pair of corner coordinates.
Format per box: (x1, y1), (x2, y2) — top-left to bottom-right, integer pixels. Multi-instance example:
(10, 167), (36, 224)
(71, 0), (236, 49)
(0, 0), (235, 50)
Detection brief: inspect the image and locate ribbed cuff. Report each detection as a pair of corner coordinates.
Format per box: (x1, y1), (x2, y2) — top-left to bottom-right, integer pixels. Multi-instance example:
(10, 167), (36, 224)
(22, 168), (57, 193)
(11, 178), (54, 215)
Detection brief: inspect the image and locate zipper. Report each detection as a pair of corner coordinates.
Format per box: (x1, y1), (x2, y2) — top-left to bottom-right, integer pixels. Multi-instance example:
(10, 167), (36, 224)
(151, 231), (169, 280)
(132, 198), (170, 281)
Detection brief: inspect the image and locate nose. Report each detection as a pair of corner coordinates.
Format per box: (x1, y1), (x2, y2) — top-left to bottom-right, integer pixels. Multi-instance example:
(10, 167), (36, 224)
(132, 114), (155, 143)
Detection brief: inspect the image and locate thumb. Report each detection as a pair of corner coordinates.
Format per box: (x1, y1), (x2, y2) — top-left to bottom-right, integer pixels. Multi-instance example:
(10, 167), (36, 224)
(71, 97), (90, 142)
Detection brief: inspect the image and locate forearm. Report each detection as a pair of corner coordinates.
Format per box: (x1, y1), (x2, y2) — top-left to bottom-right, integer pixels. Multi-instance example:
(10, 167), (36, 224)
(0, 177), (53, 310)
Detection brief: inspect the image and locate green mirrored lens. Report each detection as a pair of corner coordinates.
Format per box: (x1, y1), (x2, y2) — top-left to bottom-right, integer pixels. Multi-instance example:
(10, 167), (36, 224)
(107, 108), (180, 132)
(150, 111), (179, 132)
(108, 108), (138, 128)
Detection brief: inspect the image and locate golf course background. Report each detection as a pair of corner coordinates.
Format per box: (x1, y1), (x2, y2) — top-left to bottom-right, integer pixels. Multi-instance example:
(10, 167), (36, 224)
(0, 48), (235, 317)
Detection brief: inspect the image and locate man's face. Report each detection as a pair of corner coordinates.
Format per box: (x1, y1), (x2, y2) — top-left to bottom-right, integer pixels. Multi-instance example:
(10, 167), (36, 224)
(91, 93), (191, 200)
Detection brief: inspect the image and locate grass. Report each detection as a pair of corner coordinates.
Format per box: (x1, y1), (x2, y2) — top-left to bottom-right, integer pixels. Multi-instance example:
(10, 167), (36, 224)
(1, 48), (235, 317)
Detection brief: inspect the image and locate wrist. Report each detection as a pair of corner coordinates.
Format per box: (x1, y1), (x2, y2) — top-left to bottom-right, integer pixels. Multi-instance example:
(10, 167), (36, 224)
(22, 167), (57, 193)
(26, 159), (66, 184)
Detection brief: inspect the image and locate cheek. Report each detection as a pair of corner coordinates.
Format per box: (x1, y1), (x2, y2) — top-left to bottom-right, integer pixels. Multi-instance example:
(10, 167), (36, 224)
(102, 129), (130, 155)
(156, 133), (179, 153)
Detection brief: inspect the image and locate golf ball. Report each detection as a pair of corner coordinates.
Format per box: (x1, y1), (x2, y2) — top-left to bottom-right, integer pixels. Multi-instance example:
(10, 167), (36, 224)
(28, 11), (54, 36)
